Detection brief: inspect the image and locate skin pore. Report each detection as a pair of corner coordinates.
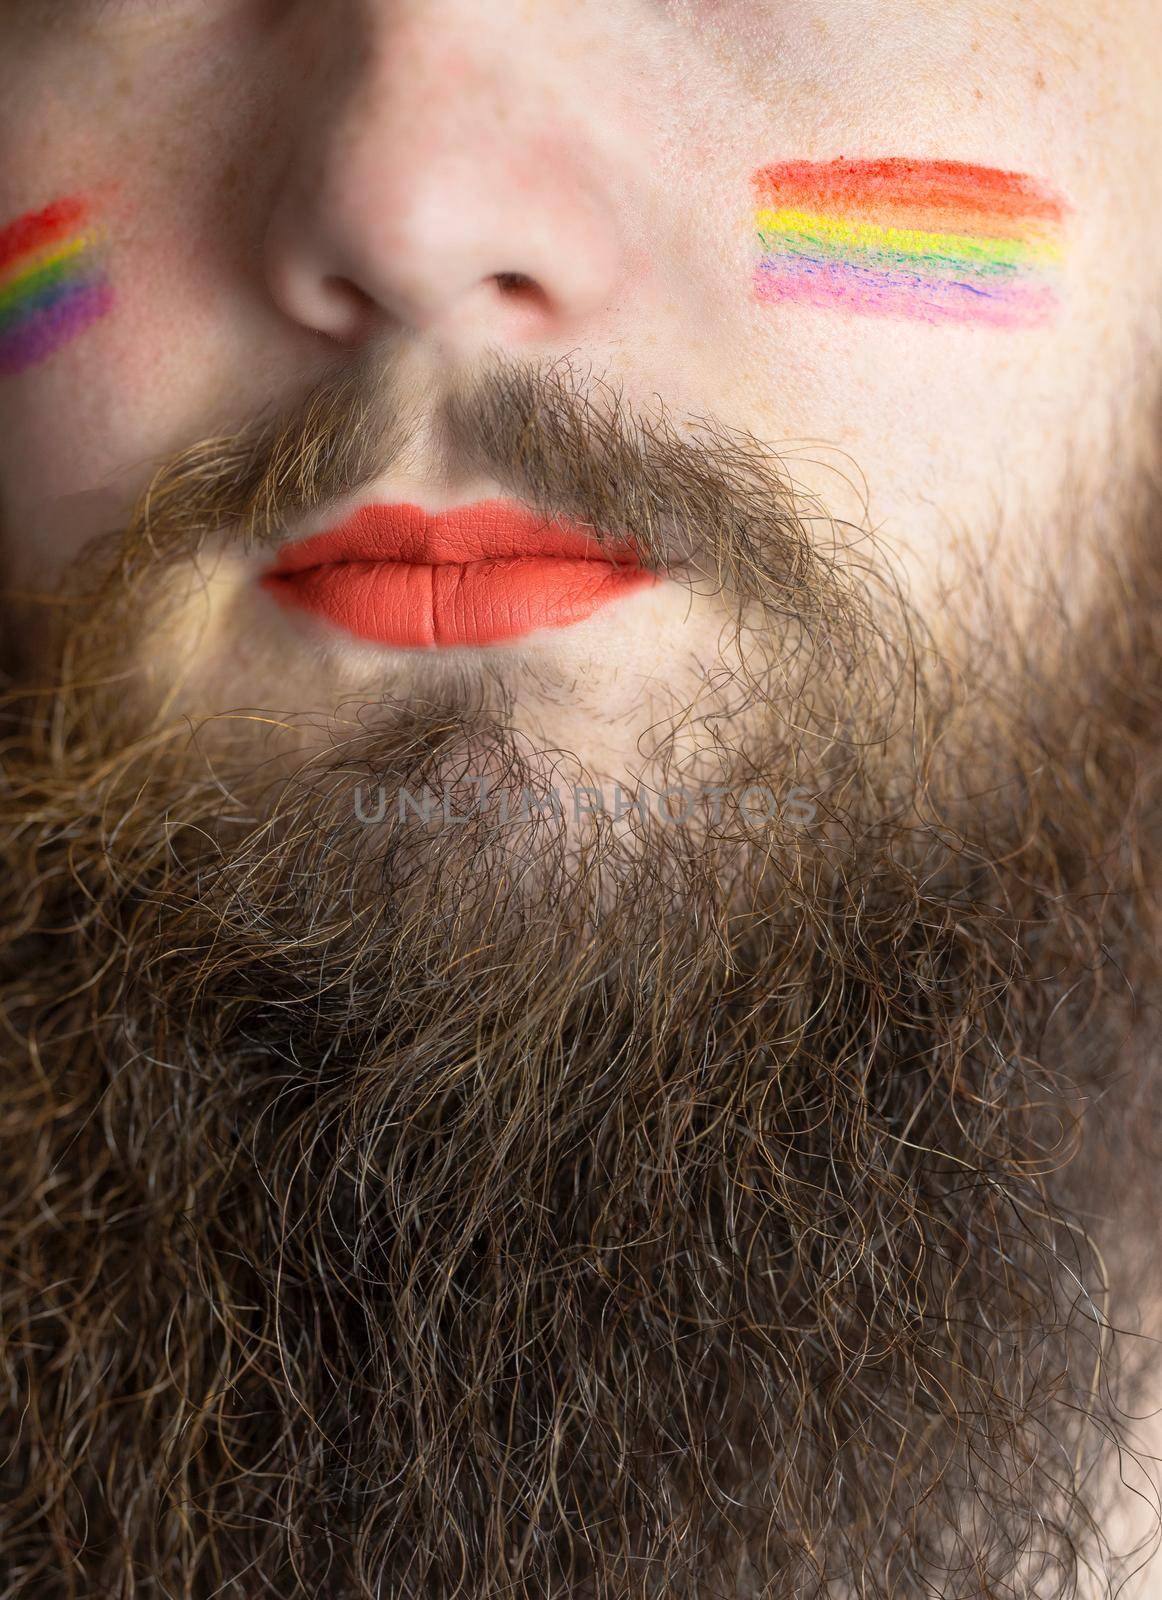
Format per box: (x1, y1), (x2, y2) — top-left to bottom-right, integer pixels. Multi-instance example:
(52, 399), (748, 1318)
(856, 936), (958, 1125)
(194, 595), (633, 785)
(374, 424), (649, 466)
(1, 2), (1161, 1597)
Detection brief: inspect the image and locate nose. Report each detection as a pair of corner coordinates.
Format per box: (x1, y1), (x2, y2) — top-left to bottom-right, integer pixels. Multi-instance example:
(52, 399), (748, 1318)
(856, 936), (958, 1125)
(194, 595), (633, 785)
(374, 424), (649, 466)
(263, 7), (635, 359)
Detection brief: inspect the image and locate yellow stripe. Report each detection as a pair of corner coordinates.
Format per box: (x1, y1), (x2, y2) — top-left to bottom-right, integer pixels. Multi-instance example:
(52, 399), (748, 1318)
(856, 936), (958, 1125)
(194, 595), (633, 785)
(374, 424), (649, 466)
(754, 208), (1062, 269)
(0, 232), (96, 294)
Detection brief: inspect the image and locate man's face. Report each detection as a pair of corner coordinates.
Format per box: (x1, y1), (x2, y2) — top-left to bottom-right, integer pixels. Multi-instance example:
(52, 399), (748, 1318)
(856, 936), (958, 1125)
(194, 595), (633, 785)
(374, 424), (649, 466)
(2, 4), (1162, 1599)
(1, 0), (1160, 764)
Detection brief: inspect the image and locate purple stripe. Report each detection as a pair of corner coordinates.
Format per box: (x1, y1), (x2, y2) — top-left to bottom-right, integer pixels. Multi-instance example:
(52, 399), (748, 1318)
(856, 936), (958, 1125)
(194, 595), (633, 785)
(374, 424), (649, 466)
(0, 278), (114, 375)
(754, 256), (1056, 328)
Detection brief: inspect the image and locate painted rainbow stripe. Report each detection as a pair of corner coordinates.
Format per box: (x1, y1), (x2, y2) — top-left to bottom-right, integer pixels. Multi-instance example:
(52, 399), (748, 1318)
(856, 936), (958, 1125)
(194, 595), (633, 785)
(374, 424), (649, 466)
(0, 196), (114, 375)
(752, 158), (1068, 329)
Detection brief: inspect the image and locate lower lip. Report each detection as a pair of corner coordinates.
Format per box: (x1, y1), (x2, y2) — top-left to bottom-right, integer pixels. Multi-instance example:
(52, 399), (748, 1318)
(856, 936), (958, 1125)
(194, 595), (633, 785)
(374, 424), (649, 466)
(261, 518), (657, 650)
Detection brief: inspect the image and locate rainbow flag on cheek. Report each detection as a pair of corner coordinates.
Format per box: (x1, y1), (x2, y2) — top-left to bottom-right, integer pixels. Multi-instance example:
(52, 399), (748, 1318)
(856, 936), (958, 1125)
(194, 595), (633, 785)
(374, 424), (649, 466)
(0, 196), (114, 375)
(752, 158), (1067, 329)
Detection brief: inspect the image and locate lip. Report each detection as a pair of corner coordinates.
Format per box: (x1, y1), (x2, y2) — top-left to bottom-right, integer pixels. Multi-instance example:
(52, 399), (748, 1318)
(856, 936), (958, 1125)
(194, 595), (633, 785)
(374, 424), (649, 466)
(259, 498), (656, 650)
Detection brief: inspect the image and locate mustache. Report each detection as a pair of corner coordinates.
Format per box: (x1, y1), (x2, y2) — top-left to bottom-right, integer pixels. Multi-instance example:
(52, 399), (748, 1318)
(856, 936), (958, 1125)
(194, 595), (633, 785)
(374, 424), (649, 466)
(82, 346), (857, 625)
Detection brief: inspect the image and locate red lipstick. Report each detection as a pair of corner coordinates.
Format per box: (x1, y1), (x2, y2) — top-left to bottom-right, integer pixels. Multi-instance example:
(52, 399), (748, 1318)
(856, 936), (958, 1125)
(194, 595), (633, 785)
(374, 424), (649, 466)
(259, 499), (654, 650)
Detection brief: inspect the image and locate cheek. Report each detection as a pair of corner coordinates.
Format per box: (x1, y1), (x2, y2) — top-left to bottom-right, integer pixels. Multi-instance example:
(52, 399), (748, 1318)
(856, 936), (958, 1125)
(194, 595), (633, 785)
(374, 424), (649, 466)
(0, 195), (118, 379)
(0, 55), (285, 578)
(0, 182), (219, 525)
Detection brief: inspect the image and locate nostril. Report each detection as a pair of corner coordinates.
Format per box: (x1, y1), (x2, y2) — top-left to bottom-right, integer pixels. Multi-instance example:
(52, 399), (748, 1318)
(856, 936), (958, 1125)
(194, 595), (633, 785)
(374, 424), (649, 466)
(493, 271), (548, 310)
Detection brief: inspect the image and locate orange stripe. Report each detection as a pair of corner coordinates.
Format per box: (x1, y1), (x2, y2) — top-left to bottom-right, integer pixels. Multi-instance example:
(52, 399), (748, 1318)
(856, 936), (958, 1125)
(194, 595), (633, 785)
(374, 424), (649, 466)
(751, 159), (1067, 225)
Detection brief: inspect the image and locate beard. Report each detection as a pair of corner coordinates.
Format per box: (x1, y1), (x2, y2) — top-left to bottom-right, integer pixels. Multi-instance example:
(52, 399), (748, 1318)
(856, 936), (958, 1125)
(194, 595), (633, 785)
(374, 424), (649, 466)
(1, 356), (1161, 1599)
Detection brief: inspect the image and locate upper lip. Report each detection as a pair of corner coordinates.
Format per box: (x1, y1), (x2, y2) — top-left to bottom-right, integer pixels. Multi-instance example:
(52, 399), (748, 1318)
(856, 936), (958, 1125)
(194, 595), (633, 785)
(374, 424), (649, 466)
(265, 498), (642, 575)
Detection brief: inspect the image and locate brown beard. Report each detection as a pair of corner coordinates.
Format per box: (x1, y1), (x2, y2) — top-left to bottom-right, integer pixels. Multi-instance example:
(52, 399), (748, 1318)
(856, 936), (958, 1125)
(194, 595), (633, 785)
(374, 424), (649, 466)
(1, 357), (1160, 1598)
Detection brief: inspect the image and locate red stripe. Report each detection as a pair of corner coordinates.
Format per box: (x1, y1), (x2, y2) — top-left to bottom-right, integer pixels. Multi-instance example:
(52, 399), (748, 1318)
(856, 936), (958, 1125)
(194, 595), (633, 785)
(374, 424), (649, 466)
(751, 159), (1066, 224)
(0, 197), (92, 276)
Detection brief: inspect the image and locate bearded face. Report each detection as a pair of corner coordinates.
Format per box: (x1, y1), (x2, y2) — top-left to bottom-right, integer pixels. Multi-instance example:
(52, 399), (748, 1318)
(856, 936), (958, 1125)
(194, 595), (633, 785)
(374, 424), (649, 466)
(2, 2), (1162, 1597)
(1, 350), (1159, 1598)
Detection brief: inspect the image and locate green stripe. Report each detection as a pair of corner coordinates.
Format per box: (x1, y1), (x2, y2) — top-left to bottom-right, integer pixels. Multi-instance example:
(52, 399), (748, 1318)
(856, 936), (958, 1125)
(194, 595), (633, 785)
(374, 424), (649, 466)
(758, 227), (1047, 281)
(0, 252), (92, 317)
